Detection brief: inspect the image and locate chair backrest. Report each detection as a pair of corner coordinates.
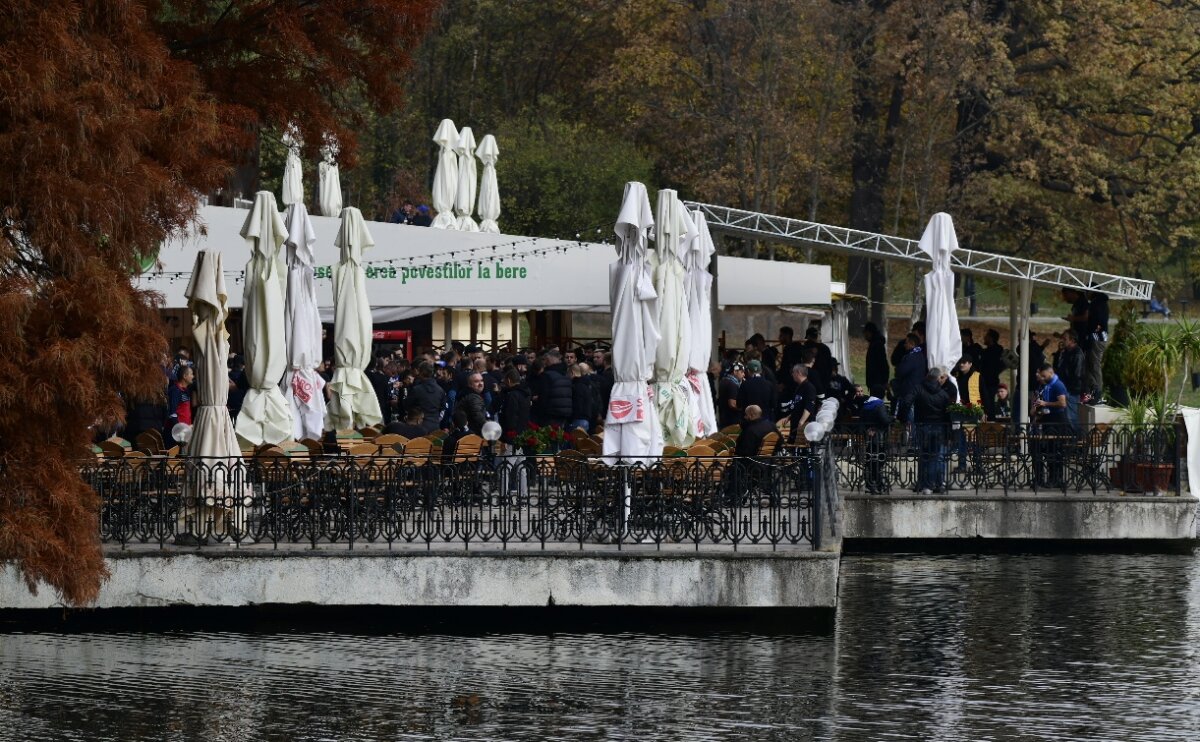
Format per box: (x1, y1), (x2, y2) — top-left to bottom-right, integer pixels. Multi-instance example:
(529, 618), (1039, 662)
(135, 431), (163, 454)
(757, 432), (781, 457)
(359, 426), (380, 439)
(299, 438), (324, 458)
(374, 433), (407, 447)
(402, 436), (433, 461)
(98, 440), (126, 458)
(346, 442), (379, 457)
(686, 444), (716, 457)
(719, 424), (741, 436)
(570, 427), (590, 446)
(555, 449), (588, 481)
(452, 434), (485, 463)
(255, 446), (289, 459)
(662, 445), (683, 457)
(576, 437), (601, 456)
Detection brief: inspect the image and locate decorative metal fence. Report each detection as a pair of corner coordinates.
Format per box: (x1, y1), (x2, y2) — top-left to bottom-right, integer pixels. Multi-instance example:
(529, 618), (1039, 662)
(85, 452), (825, 551)
(830, 422), (1181, 496)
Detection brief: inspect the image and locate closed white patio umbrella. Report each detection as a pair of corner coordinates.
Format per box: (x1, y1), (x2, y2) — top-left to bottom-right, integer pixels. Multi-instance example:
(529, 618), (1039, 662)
(281, 129), (303, 207)
(476, 134), (501, 233)
(235, 191), (294, 446)
(282, 202), (327, 441)
(325, 207), (383, 431)
(181, 249), (247, 538)
(431, 118), (459, 229)
(830, 298), (853, 383)
(319, 135), (343, 217)
(920, 213), (963, 384)
(602, 181), (663, 462)
(686, 210), (718, 438)
(652, 189), (698, 448)
(454, 126), (479, 232)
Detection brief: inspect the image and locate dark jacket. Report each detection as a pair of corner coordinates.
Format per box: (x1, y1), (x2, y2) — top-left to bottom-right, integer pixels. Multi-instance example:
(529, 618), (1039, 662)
(404, 377), (446, 433)
(913, 377), (952, 424)
(735, 417), (778, 458)
(893, 347), (927, 402)
(805, 340), (834, 390)
(718, 375), (741, 428)
(736, 375), (777, 422)
(859, 396), (893, 430)
(979, 343), (1006, 389)
(534, 363), (573, 422)
(865, 336), (889, 392)
(454, 390), (487, 434)
(779, 341), (806, 377)
(1055, 344), (1085, 395)
(786, 379), (819, 444)
(498, 383), (532, 436)
(571, 377), (593, 421)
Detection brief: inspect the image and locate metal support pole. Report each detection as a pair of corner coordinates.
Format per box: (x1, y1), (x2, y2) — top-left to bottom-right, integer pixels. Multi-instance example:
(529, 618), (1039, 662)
(443, 308), (453, 350)
(710, 242), (721, 364)
(511, 310), (520, 351)
(1009, 284), (1019, 397)
(490, 310), (499, 351)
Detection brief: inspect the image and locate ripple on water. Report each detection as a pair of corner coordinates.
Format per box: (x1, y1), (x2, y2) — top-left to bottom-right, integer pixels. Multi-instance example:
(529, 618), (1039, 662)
(0, 553), (1196, 741)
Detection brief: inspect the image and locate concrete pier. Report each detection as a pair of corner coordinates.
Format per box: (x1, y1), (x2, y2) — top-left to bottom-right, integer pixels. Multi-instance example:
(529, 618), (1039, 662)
(842, 491), (1198, 542)
(0, 546), (840, 611)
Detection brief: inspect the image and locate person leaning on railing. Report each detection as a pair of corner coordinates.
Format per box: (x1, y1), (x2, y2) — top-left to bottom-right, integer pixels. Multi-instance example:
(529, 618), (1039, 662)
(913, 367), (953, 495)
(1032, 363), (1070, 488)
(859, 386), (893, 495)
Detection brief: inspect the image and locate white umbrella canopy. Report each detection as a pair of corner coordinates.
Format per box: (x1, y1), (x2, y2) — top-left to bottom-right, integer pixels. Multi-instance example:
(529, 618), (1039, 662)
(831, 299), (853, 383)
(282, 202), (327, 441)
(235, 191), (294, 446)
(652, 189), (697, 448)
(431, 118), (459, 229)
(281, 129), (303, 207)
(182, 250), (248, 534)
(686, 210), (718, 438)
(454, 126), (479, 232)
(920, 212), (963, 379)
(319, 161), (343, 217)
(325, 207), (383, 431)
(602, 181), (663, 462)
(476, 134), (501, 233)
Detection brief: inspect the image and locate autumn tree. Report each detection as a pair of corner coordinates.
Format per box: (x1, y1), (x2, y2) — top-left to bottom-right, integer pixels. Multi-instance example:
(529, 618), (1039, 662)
(0, 0), (435, 605)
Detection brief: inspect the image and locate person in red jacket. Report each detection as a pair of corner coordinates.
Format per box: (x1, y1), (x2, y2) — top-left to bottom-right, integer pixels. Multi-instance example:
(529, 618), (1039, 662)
(164, 366), (194, 447)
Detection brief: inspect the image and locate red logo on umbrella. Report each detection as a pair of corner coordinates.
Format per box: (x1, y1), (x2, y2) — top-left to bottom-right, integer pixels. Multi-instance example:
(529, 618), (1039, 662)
(610, 399), (633, 419)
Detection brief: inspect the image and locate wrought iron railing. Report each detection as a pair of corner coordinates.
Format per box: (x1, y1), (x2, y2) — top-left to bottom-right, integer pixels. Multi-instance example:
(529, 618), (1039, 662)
(829, 422), (1182, 496)
(85, 452), (825, 551)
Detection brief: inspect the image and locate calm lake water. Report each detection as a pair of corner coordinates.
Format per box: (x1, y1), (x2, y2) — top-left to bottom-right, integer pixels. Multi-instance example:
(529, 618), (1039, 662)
(1, 553), (1198, 741)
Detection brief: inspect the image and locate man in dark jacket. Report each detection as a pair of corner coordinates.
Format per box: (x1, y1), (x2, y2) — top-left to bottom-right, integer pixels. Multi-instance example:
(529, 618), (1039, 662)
(404, 362), (446, 434)
(859, 387), (893, 494)
(498, 369), (531, 436)
(568, 364), (594, 432)
(454, 372), (488, 434)
(718, 362), (745, 428)
(803, 327), (834, 391)
(1054, 329), (1085, 433)
(892, 334), (927, 423)
(784, 365), (818, 444)
(777, 326), (805, 392)
(913, 367), (953, 494)
(735, 405), (778, 458)
(532, 350), (572, 427)
(960, 328), (985, 365)
(736, 360), (777, 422)
(863, 323), (889, 395)
(979, 329), (1006, 392)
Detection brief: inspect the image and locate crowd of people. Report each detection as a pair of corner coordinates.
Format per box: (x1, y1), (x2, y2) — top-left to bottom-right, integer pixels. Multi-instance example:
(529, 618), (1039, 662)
(109, 285), (1111, 481)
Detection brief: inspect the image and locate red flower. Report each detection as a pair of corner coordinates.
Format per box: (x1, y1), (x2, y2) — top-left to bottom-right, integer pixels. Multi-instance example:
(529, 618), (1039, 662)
(503, 430), (516, 441)
(527, 422), (541, 431)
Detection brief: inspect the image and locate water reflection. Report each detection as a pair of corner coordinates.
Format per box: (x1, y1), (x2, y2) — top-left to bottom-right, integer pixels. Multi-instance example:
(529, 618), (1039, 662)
(0, 554), (1196, 741)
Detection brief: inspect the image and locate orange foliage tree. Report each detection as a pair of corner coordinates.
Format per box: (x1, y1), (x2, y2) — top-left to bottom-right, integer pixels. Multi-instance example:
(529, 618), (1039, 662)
(0, 0), (435, 605)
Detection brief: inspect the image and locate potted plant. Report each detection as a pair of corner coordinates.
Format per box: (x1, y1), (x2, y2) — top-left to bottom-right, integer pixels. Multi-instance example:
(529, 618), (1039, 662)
(1112, 395), (1149, 492)
(1135, 394), (1177, 495)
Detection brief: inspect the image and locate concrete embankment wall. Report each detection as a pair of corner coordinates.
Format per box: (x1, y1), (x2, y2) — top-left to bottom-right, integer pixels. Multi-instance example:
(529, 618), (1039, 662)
(842, 493), (1198, 542)
(0, 549), (839, 611)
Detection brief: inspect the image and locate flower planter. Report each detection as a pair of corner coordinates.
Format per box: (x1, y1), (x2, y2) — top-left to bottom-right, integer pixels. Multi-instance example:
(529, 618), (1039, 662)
(1135, 463), (1175, 495)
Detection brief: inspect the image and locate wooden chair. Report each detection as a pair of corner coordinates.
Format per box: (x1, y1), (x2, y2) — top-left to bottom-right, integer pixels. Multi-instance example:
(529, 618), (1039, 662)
(576, 437), (602, 456)
(359, 426), (380, 440)
(135, 431), (164, 455)
(570, 427), (590, 448)
(399, 436), (433, 466)
(346, 442), (379, 457)
(686, 443), (716, 458)
(662, 445), (684, 457)
(451, 434), (485, 464)
(757, 432), (781, 458)
(299, 438), (324, 459)
(719, 424), (741, 436)
(98, 440), (127, 458)
(374, 433), (408, 447)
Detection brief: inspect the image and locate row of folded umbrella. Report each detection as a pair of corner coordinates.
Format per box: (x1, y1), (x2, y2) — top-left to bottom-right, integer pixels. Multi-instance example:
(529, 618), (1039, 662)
(431, 119), (501, 233)
(184, 193), (384, 470)
(602, 183), (720, 462)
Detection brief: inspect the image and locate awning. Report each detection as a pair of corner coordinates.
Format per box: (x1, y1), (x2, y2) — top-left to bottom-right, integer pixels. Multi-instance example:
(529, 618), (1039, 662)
(146, 206), (836, 321)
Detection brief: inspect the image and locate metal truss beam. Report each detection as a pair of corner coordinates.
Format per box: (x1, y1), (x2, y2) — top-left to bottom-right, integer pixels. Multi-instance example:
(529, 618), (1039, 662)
(686, 201), (1154, 301)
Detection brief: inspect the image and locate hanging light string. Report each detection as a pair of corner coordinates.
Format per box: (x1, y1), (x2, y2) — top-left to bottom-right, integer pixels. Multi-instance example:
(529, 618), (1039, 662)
(141, 222), (614, 284)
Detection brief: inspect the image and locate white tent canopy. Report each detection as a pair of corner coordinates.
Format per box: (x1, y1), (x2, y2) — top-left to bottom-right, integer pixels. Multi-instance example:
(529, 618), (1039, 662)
(150, 206), (838, 321)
